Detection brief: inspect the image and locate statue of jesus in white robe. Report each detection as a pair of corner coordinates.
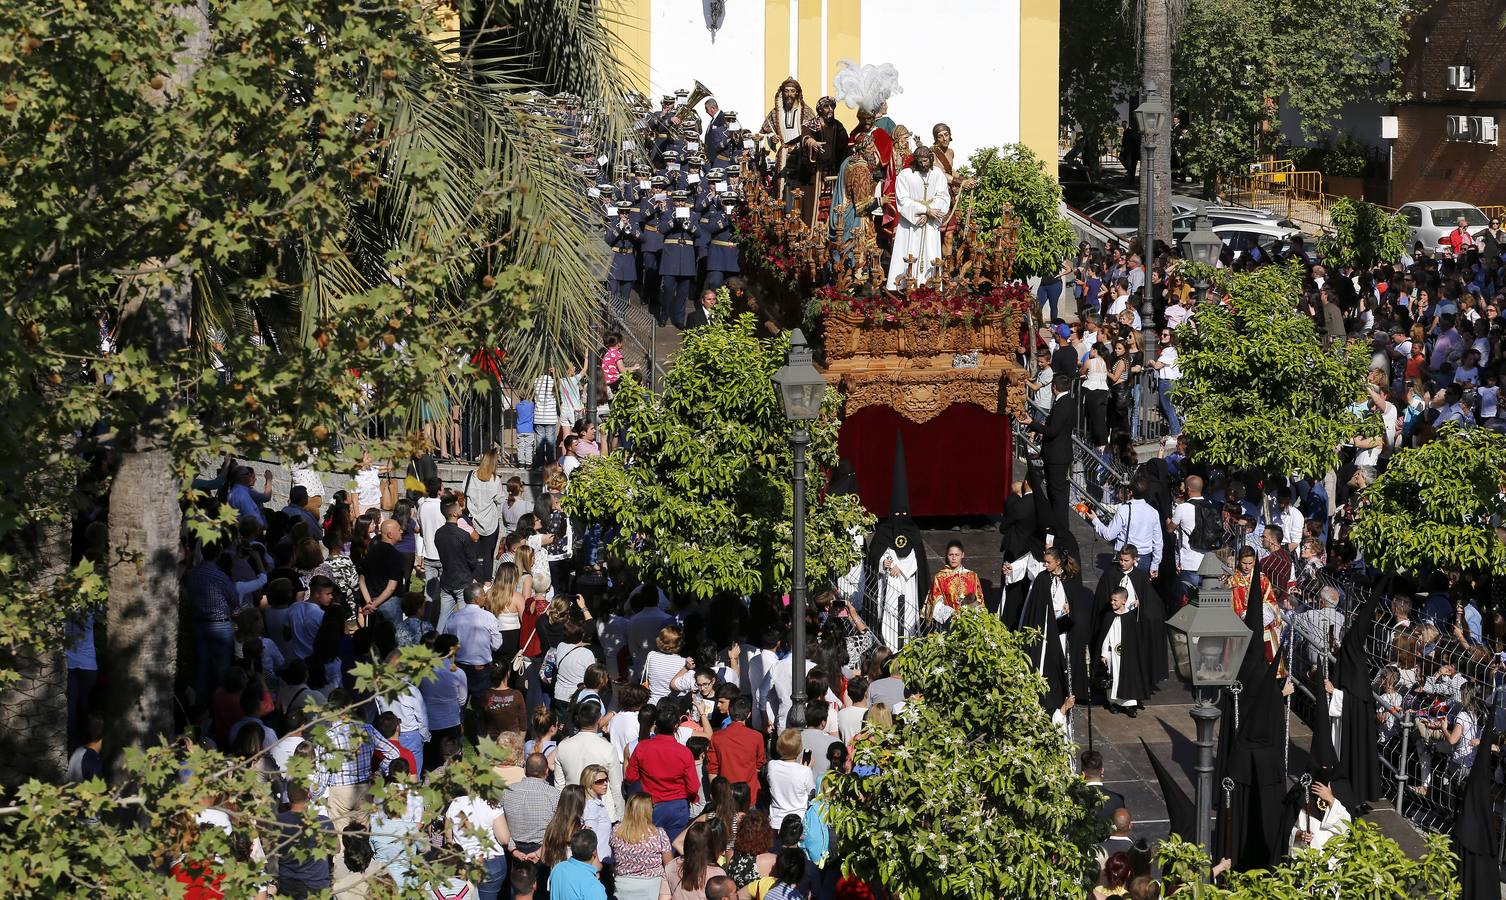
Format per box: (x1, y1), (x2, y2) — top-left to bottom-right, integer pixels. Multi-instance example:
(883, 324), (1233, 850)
(885, 147), (951, 290)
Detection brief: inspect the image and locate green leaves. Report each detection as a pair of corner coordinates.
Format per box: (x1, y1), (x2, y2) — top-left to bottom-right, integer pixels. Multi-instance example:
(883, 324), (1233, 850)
(825, 611), (1105, 899)
(1351, 425), (1506, 574)
(1320, 199), (1409, 271)
(562, 317), (872, 600)
(1177, 263), (1377, 477)
(957, 145), (1076, 280)
(1157, 821), (1458, 898)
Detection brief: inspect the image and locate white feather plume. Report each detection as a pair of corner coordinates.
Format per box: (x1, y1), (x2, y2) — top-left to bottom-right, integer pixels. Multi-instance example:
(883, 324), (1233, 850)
(832, 60), (903, 115)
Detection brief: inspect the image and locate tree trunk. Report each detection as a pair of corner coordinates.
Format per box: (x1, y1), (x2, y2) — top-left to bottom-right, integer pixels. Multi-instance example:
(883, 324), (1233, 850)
(0, 522), (71, 788)
(105, 439), (185, 763)
(1140, 0), (1173, 249)
(101, 1), (209, 773)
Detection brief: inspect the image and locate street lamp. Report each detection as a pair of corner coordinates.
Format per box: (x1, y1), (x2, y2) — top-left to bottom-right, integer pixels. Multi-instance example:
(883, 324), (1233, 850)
(1165, 552), (1251, 865)
(1134, 88), (1170, 368)
(772, 328), (827, 728)
(1181, 203), (1223, 303)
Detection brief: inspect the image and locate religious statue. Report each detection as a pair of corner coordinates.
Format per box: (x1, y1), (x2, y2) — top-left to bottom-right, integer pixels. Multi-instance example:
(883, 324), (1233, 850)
(885, 145), (951, 290)
(830, 134), (882, 256)
(931, 123), (976, 259)
(758, 77), (824, 223)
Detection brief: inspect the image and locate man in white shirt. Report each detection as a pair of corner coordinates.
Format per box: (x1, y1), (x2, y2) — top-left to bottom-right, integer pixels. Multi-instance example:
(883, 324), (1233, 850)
(1274, 488), (1304, 553)
(417, 479), (446, 619)
(1126, 256), (1145, 298)
(837, 677), (870, 744)
(554, 704), (624, 819)
(1105, 279), (1130, 317)
(769, 648), (816, 732)
(1170, 475), (1209, 593)
(742, 638), (780, 732)
(1086, 478), (1164, 577)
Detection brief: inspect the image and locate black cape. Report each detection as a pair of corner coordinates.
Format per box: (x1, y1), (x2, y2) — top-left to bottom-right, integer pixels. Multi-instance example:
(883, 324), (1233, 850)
(1093, 566), (1167, 689)
(1453, 714), (1499, 900)
(1093, 604), (1151, 704)
(1215, 565), (1289, 872)
(1017, 573), (1071, 712)
(1331, 574), (1385, 805)
(1141, 737), (1197, 842)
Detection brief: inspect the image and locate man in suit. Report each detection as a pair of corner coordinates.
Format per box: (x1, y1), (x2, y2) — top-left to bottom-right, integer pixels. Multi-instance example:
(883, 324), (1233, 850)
(687, 288), (718, 328)
(1081, 749), (1127, 822)
(1030, 373), (1078, 561)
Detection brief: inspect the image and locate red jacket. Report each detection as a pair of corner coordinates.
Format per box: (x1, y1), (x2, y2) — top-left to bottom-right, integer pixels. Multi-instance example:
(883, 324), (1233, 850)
(625, 734), (699, 804)
(707, 721), (768, 804)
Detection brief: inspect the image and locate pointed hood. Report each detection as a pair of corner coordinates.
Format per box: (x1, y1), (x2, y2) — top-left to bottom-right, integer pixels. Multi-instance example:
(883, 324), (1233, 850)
(1141, 738), (1197, 843)
(830, 460), (858, 497)
(889, 433), (912, 517)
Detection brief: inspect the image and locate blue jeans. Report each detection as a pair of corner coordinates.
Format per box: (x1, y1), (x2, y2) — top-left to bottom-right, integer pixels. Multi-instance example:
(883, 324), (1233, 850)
(651, 797), (690, 841)
(477, 854), (507, 900)
(534, 425), (558, 465)
(194, 620), (235, 703)
(1159, 379), (1182, 435)
(1037, 280), (1063, 320)
(397, 729), (425, 776)
(422, 558), (443, 625)
(436, 587), (465, 633)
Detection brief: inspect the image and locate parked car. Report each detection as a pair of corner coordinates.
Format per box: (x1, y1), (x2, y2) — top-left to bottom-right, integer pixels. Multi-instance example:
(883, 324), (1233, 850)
(1170, 211), (1299, 240)
(1087, 195), (1276, 236)
(1396, 201), (1489, 255)
(1178, 221), (1303, 261)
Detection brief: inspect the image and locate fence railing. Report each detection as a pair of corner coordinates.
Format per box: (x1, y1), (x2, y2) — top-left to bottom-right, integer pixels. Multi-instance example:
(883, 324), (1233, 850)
(1286, 567), (1505, 850)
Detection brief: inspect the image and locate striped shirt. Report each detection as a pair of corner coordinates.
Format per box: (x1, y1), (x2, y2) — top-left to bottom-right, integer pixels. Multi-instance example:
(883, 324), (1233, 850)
(534, 376), (560, 425)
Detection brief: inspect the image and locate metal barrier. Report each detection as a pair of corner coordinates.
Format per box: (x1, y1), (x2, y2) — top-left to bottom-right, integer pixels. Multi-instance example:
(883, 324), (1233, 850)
(1292, 568), (1505, 841)
(1013, 399), (1134, 520)
(1067, 371), (1174, 448)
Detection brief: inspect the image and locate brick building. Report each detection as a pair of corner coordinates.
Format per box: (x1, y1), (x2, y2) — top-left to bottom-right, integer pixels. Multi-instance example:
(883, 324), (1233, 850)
(1391, 0), (1506, 205)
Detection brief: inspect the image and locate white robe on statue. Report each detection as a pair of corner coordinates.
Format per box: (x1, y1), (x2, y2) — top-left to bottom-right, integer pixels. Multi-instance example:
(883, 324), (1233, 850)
(885, 166), (951, 289)
(877, 547), (919, 648)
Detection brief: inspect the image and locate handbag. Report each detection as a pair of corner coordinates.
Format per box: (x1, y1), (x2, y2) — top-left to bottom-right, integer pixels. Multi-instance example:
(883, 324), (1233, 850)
(512, 622), (539, 675)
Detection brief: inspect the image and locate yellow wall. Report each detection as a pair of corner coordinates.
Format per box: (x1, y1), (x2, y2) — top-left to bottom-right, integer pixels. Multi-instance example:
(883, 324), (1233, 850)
(765, 0), (793, 110)
(1018, 0), (1060, 175)
(826, 0), (861, 128)
(608, 0), (651, 94)
(798, 0), (823, 98)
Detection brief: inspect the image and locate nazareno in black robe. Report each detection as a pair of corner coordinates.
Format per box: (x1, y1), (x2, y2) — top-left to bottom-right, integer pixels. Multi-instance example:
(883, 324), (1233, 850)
(1214, 565), (1290, 873)
(1331, 574), (1386, 806)
(1453, 713), (1499, 900)
(863, 435), (929, 638)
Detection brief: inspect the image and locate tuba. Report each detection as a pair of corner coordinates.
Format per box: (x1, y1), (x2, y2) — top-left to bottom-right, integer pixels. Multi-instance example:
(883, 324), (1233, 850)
(677, 81), (715, 118)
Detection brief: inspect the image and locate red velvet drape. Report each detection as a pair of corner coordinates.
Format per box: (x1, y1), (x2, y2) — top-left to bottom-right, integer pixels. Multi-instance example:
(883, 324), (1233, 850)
(837, 403), (1013, 517)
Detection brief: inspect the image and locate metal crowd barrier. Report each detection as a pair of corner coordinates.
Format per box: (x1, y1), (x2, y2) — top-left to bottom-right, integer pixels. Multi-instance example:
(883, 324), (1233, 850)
(1293, 568), (1504, 845)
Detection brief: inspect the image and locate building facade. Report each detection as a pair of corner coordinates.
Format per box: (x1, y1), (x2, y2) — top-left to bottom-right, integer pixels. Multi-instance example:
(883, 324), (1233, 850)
(1391, 0), (1506, 205)
(608, 0), (1059, 168)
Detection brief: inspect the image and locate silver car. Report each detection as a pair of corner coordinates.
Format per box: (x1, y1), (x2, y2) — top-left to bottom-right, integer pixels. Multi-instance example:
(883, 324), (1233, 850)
(1396, 201), (1489, 255)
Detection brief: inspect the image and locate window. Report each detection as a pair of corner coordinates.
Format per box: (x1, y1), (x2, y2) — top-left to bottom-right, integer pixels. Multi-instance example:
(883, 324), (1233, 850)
(1431, 207), (1488, 227)
(1400, 206), (1422, 227)
(1106, 204), (1141, 228)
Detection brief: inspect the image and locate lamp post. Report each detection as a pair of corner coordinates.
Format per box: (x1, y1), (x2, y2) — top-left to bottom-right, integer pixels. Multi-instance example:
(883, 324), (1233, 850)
(1181, 203), (1223, 303)
(1165, 552), (1251, 867)
(772, 328), (827, 729)
(1134, 89), (1169, 368)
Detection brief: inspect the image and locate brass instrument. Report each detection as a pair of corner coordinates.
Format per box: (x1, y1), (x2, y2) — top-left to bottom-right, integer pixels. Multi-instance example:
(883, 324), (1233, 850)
(675, 80), (714, 120)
